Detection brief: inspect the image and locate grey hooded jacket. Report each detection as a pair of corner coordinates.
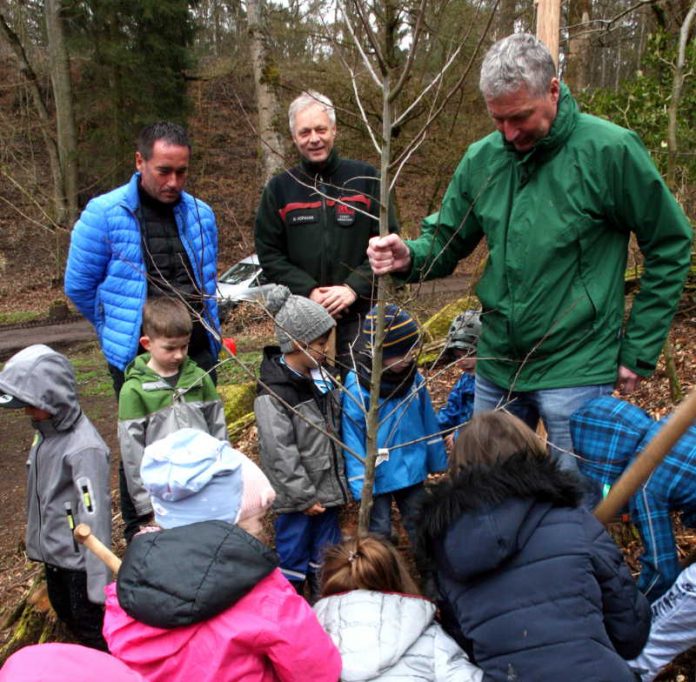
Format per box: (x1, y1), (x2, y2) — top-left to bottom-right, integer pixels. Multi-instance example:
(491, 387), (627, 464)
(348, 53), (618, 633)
(314, 590), (483, 681)
(254, 347), (348, 513)
(0, 345), (111, 603)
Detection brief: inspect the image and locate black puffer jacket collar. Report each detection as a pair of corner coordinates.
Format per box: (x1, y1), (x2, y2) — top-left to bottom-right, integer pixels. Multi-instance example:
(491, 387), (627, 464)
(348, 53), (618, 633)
(117, 520), (278, 629)
(257, 345), (339, 406)
(417, 452), (582, 577)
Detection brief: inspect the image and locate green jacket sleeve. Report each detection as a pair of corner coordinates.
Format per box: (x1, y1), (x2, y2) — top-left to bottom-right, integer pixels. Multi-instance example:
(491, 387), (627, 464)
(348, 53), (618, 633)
(405, 155), (485, 282)
(255, 183), (319, 297)
(610, 132), (693, 375)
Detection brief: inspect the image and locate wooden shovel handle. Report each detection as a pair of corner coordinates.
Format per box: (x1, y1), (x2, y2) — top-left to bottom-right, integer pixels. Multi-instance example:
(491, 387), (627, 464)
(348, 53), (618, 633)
(74, 523), (122, 575)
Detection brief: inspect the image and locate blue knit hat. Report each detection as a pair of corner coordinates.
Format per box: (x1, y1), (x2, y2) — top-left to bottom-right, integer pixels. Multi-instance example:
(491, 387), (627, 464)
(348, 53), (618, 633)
(361, 304), (421, 359)
(141, 429), (244, 529)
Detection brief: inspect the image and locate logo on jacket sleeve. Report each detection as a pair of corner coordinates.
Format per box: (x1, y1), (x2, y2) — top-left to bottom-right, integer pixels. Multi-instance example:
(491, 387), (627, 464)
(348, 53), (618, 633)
(335, 202), (356, 226)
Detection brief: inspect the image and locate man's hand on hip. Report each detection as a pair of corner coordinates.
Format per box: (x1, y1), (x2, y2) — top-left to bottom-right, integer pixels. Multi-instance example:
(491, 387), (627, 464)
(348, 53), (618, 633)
(311, 285), (356, 317)
(367, 234), (412, 275)
(616, 365), (642, 395)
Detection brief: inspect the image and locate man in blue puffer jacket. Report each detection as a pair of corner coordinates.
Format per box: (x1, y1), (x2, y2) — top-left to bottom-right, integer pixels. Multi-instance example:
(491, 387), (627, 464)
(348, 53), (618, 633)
(65, 122), (221, 540)
(64, 121), (221, 394)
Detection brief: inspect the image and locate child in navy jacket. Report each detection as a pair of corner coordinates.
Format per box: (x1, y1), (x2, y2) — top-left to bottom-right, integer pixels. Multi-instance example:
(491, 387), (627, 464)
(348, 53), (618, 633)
(417, 410), (650, 682)
(436, 310), (480, 452)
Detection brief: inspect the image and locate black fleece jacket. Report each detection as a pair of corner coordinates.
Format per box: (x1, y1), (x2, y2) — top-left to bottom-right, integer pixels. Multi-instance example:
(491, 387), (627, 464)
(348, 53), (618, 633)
(254, 149), (399, 312)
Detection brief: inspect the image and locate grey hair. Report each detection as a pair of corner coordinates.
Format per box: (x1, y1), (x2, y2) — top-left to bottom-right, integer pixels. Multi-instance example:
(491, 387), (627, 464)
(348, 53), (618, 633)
(288, 90), (336, 135)
(479, 33), (557, 100)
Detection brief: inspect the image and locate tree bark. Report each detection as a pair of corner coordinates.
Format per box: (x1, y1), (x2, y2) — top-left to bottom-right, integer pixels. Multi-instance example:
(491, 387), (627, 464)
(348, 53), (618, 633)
(45, 0), (78, 225)
(565, 0), (592, 90)
(246, 0), (285, 184)
(0, 12), (68, 224)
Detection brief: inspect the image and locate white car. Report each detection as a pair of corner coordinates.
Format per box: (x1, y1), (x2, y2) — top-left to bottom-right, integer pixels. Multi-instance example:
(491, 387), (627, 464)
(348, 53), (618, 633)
(216, 254), (273, 313)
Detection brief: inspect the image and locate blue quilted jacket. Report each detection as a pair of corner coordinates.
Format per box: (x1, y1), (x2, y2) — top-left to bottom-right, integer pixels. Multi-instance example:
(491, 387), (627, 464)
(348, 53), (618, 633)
(65, 173), (220, 370)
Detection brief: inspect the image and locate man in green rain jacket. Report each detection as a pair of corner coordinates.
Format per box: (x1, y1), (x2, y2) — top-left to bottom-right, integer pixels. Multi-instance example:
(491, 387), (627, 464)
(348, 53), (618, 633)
(368, 33), (692, 487)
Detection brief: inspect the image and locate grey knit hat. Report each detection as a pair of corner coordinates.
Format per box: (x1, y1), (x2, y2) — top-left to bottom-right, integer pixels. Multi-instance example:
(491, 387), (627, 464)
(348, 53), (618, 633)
(266, 285), (335, 353)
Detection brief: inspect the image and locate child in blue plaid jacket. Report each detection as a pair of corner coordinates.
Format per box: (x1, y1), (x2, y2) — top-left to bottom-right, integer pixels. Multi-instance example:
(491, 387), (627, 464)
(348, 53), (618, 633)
(570, 395), (696, 602)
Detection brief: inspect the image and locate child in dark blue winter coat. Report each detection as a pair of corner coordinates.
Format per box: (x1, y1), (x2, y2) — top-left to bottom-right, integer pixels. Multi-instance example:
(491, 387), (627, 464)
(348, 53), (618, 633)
(417, 410), (651, 682)
(436, 310), (480, 452)
(342, 304), (447, 544)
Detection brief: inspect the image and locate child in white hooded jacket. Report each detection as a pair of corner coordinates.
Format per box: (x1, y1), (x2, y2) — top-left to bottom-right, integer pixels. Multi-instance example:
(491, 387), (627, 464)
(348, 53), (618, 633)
(313, 535), (482, 682)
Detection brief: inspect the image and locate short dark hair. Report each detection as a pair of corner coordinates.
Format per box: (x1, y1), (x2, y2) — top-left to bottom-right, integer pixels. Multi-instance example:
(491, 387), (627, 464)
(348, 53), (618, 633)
(141, 297), (192, 339)
(137, 121), (191, 160)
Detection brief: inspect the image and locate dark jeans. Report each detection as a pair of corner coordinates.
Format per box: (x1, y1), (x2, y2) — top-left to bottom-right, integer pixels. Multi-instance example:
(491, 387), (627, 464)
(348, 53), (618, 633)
(109, 345), (217, 541)
(45, 564), (106, 650)
(369, 483), (424, 546)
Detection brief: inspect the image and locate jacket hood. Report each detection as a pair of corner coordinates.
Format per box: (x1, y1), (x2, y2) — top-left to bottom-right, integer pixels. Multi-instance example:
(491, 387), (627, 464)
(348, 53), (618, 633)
(314, 590), (436, 681)
(416, 452), (582, 580)
(123, 353), (200, 393)
(258, 346), (308, 402)
(0, 344), (80, 431)
(258, 345), (337, 402)
(570, 396), (653, 486)
(117, 520), (277, 629)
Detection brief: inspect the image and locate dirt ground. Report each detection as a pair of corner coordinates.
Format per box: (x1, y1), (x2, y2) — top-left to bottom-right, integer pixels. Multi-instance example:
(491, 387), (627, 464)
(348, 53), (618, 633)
(0, 307), (694, 679)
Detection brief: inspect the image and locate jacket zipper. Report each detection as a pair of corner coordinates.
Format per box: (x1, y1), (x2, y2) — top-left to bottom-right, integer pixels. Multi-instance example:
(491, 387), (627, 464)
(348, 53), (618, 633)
(318, 174), (328, 286)
(315, 386), (349, 502)
(33, 434), (45, 562)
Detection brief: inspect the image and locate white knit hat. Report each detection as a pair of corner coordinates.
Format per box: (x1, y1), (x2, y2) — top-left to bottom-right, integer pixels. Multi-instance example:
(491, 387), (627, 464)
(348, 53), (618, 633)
(141, 429), (275, 529)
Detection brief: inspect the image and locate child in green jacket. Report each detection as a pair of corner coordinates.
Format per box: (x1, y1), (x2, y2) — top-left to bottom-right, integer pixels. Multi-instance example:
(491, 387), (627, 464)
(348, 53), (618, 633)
(118, 297), (226, 540)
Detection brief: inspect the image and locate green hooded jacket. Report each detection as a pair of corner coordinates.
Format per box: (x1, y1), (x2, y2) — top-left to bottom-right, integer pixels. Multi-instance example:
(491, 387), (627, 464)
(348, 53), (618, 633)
(118, 354), (227, 515)
(407, 85), (692, 391)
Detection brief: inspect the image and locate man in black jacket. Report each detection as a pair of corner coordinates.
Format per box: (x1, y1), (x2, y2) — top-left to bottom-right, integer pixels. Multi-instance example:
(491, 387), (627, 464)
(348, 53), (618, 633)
(255, 90), (399, 374)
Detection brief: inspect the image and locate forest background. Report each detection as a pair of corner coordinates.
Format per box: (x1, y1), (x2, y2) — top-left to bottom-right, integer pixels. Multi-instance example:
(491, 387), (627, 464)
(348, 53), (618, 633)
(0, 0), (695, 677)
(0, 0), (694, 309)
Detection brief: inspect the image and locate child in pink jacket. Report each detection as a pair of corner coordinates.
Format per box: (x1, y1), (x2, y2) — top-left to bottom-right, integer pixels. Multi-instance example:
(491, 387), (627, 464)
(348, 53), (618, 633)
(103, 429), (341, 682)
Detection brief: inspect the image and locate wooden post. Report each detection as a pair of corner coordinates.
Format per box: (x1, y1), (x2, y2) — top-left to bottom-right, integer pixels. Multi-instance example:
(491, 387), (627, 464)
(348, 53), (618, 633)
(536, 0), (561, 68)
(594, 388), (696, 525)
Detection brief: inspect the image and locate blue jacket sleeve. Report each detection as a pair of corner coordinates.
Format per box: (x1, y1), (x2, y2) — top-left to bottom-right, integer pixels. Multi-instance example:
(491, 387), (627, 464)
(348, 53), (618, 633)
(585, 512), (651, 659)
(437, 373), (475, 432)
(341, 374), (368, 500)
(64, 200), (111, 325)
(420, 379), (448, 474)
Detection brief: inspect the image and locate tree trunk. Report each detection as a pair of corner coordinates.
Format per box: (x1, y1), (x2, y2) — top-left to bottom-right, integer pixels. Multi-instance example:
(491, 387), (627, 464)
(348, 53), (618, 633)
(45, 0), (78, 225)
(0, 12), (68, 224)
(246, 0), (285, 184)
(536, 0), (561, 67)
(495, 0), (516, 40)
(667, 0), (696, 183)
(0, 576), (64, 665)
(565, 0), (592, 90)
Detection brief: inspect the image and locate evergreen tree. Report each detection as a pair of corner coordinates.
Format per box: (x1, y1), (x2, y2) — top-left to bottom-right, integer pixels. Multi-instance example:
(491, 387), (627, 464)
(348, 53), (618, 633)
(64, 0), (197, 193)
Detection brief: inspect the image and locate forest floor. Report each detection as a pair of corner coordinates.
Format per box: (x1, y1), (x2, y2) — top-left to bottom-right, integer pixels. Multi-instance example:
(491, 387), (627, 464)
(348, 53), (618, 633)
(0, 291), (695, 680)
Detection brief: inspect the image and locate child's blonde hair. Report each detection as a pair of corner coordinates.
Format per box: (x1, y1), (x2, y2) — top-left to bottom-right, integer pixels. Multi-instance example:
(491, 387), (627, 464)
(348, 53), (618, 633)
(141, 297), (192, 339)
(450, 410), (546, 475)
(320, 535), (420, 597)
